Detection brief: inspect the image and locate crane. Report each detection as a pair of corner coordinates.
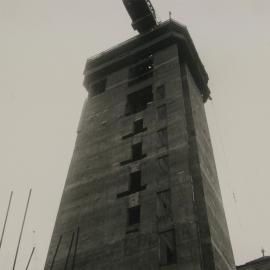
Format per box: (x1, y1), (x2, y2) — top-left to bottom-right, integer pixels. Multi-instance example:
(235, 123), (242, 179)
(122, 0), (158, 34)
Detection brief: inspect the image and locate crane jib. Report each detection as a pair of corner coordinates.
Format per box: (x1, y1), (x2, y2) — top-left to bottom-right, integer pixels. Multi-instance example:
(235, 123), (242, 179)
(122, 0), (158, 34)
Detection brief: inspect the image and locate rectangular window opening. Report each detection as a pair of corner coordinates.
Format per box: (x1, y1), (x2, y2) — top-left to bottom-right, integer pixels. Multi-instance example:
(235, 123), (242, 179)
(132, 143), (143, 161)
(126, 86), (153, 115)
(130, 171), (141, 192)
(91, 79), (106, 96)
(120, 143), (146, 166)
(159, 230), (177, 266)
(134, 119), (144, 134)
(128, 206), (140, 226)
(167, 246), (175, 264)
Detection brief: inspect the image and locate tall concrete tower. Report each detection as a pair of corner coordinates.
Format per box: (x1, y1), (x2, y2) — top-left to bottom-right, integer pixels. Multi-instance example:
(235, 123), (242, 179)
(44, 1), (236, 269)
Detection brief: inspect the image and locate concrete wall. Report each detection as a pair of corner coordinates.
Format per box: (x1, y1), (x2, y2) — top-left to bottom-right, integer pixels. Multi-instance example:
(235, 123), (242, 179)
(183, 62), (236, 270)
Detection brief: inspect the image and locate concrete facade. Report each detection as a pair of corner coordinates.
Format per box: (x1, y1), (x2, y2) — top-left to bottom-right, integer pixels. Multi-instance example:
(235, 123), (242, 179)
(44, 20), (235, 270)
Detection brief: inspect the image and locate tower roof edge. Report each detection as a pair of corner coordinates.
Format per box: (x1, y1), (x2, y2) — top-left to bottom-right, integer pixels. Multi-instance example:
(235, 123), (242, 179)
(84, 20), (210, 101)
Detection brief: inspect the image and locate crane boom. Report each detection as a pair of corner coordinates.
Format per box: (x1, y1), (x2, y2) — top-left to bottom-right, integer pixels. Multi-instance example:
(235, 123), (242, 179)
(122, 0), (158, 34)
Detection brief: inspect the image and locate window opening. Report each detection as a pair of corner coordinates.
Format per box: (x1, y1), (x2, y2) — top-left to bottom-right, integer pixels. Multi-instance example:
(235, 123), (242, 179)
(159, 230), (177, 266)
(130, 171), (141, 193)
(91, 79), (106, 96)
(134, 119), (144, 134)
(122, 119), (147, 140)
(126, 86), (153, 115)
(128, 206), (140, 225)
(132, 143), (143, 161)
(117, 170), (146, 198)
(120, 143), (146, 166)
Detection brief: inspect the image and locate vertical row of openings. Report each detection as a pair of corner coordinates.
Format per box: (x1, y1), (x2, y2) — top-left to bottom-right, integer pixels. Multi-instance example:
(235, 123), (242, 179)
(126, 86), (153, 115)
(90, 79), (106, 97)
(123, 55), (156, 233)
(159, 230), (177, 266)
(128, 55), (153, 86)
(128, 205), (140, 226)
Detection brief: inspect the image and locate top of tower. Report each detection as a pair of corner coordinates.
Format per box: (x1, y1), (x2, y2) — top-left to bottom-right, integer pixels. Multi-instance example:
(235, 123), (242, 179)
(122, 0), (158, 34)
(84, 20), (211, 102)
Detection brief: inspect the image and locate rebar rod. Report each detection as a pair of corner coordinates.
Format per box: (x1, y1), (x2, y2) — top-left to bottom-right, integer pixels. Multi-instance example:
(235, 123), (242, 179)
(49, 235), (62, 270)
(25, 247), (35, 270)
(71, 227), (80, 270)
(12, 189), (32, 270)
(64, 232), (75, 270)
(0, 191), (13, 250)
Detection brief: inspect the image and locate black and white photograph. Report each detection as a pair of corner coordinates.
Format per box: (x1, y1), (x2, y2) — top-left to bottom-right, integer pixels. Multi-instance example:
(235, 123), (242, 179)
(0, 0), (269, 269)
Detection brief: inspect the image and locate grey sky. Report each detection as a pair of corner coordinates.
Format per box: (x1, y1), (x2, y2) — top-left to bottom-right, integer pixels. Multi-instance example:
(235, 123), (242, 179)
(0, 0), (269, 269)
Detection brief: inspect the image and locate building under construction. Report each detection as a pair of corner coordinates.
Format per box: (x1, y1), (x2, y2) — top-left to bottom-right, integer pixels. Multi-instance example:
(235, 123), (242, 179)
(44, 1), (236, 269)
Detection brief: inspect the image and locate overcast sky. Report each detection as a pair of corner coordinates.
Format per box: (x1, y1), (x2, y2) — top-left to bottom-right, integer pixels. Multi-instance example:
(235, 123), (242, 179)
(0, 0), (270, 269)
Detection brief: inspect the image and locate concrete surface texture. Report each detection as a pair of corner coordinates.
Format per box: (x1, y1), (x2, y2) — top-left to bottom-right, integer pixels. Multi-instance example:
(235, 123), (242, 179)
(44, 20), (236, 270)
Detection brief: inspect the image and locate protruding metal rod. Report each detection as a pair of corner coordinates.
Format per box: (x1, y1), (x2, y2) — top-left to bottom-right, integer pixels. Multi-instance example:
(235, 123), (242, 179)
(50, 235), (63, 270)
(25, 247), (35, 270)
(64, 232), (75, 270)
(71, 227), (80, 270)
(262, 247), (265, 257)
(0, 191), (13, 250)
(12, 189), (32, 270)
